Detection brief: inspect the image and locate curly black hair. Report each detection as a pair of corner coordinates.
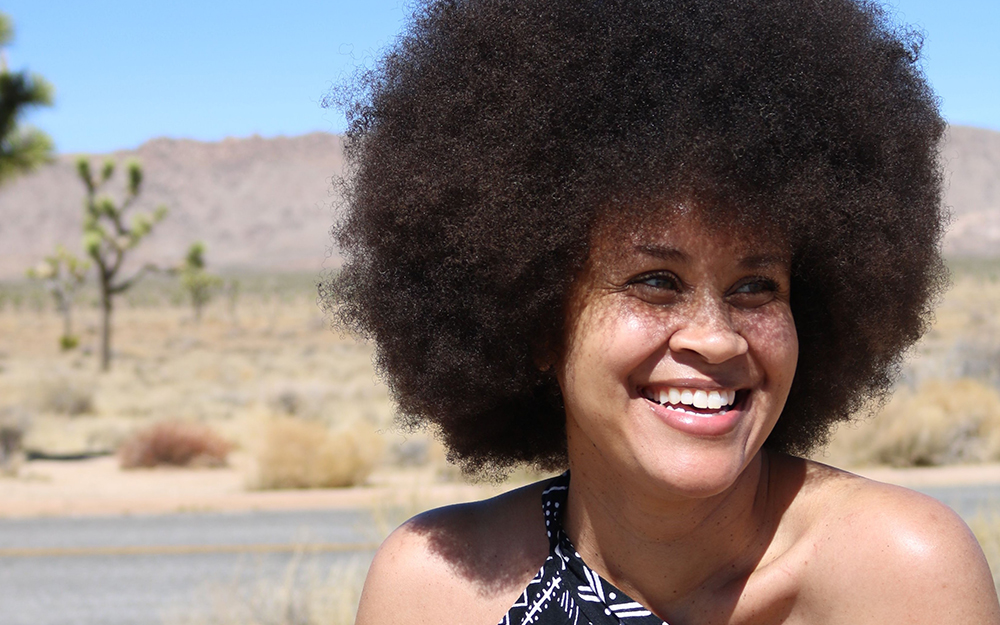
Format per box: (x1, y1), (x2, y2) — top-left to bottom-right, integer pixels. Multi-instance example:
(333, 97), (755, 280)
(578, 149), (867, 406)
(322, 0), (947, 476)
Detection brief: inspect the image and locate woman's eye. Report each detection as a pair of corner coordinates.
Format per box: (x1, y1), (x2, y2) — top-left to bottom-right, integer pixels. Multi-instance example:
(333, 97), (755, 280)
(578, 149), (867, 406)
(729, 278), (780, 305)
(627, 273), (680, 303)
(637, 275), (679, 289)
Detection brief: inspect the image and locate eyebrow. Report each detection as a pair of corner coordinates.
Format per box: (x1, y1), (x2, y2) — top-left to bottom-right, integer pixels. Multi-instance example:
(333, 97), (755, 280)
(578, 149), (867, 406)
(633, 245), (790, 270)
(739, 254), (791, 270)
(633, 244), (687, 262)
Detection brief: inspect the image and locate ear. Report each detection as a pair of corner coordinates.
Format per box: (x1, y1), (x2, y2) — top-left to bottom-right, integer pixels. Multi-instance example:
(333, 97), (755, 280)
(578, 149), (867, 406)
(533, 345), (558, 372)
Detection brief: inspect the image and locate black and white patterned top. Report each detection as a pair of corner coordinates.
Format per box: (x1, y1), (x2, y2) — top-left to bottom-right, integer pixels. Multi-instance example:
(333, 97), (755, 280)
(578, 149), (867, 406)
(499, 473), (669, 625)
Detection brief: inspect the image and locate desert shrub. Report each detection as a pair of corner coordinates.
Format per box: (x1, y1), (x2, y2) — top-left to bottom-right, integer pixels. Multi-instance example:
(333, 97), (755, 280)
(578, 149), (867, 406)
(823, 378), (1000, 467)
(29, 375), (94, 415)
(119, 421), (232, 469)
(264, 382), (334, 421)
(949, 338), (1000, 390)
(0, 406), (29, 476)
(249, 417), (382, 489)
(263, 377), (390, 423)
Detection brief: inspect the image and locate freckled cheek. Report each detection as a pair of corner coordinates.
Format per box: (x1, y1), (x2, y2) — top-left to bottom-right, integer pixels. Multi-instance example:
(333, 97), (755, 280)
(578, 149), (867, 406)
(563, 303), (670, 391)
(739, 309), (799, 385)
(602, 306), (674, 370)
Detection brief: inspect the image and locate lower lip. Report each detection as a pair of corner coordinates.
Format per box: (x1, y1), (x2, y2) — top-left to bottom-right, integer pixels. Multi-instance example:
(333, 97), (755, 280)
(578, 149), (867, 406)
(647, 396), (746, 437)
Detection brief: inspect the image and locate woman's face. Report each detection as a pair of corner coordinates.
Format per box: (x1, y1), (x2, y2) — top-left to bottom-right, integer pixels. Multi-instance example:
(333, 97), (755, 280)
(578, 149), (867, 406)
(557, 208), (798, 498)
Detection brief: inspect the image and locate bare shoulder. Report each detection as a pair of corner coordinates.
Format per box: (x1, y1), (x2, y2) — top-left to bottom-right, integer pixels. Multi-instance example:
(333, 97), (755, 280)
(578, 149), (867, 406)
(354, 479), (551, 625)
(785, 457), (1000, 624)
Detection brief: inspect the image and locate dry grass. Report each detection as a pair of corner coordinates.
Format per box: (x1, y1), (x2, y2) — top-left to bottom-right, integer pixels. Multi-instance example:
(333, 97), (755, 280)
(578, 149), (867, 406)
(164, 550), (368, 625)
(164, 489), (455, 625)
(4, 267), (999, 624)
(119, 421), (233, 469)
(26, 374), (95, 416)
(0, 273), (406, 482)
(823, 378), (1000, 467)
(2, 264), (1000, 482)
(818, 264), (1000, 469)
(0, 405), (28, 475)
(248, 417), (383, 489)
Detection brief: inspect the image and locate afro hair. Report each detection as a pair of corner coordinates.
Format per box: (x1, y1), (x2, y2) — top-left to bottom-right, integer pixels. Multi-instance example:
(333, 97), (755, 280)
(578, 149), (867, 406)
(322, 0), (947, 476)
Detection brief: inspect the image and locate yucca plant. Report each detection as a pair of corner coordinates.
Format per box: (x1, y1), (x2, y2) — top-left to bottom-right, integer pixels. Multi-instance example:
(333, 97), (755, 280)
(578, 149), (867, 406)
(77, 157), (168, 370)
(26, 245), (90, 349)
(179, 241), (223, 323)
(0, 12), (54, 186)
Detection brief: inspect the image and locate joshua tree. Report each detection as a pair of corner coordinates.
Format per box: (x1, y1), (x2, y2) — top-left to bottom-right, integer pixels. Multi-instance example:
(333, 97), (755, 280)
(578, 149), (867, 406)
(0, 12), (54, 185)
(26, 245), (90, 349)
(179, 241), (222, 323)
(78, 157), (167, 370)
(223, 277), (241, 328)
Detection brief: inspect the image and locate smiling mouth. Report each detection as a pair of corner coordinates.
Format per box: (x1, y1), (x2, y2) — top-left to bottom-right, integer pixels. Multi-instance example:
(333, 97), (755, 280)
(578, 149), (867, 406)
(639, 386), (745, 416)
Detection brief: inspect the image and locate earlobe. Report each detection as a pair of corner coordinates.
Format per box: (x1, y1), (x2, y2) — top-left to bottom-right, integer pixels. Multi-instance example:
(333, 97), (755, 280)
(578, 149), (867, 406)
(533, 340), (561, 373)
(535, 350), (556, 372)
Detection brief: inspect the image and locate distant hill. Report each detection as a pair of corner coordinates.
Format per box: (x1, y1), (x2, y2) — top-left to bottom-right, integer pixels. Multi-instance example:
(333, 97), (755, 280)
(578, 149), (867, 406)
(940, 125), (1000, 257)
(0, 132), (345, 279)
(0, 126), (996, 279)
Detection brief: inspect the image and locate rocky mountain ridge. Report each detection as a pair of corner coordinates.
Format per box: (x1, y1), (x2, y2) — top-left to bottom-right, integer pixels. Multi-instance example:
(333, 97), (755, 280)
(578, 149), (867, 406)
(0, 126), (996, 279)
(0, 132), (345, 279)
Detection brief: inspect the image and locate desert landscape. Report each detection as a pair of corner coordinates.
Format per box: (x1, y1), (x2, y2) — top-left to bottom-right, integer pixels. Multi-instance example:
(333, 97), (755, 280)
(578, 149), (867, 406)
(0, 127), (998, 623)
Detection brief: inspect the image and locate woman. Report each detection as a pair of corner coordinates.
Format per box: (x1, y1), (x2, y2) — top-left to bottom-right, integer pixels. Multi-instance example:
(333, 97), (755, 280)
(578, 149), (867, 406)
(324, 0), (1000, 622)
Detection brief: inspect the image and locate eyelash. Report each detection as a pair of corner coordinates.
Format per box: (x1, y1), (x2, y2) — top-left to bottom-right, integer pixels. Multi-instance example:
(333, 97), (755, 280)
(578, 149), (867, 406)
(626, 273), (781, 302)
(732, 277), (780, 295)
(630, 272), (680, 291)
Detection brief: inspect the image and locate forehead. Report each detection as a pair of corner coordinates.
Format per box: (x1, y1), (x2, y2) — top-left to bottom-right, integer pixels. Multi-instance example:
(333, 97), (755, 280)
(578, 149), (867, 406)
(587, 203), (790, 267)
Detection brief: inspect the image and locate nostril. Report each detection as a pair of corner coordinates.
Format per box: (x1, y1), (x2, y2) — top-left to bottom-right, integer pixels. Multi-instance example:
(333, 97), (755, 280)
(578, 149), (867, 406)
(667, 324), (747, 363)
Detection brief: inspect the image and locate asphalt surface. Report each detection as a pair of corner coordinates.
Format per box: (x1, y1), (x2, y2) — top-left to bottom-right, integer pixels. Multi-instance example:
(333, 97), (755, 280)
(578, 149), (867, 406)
(1, 486), (998, 625)
(0, 509), (380, 625)
(916, 483), (1000, 520)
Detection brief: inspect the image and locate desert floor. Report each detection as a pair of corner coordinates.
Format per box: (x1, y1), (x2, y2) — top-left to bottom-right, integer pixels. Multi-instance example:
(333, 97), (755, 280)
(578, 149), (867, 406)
(1, 265), (999, 520)
(5, 453), (1000, 520)
(0, 453), (519, 518)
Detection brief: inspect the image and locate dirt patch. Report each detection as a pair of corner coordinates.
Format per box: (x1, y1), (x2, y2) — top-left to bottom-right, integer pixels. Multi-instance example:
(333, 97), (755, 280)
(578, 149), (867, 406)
(3, 451), (1000, 519)
(0, 453), (508, 518)
(850, 462), (1000, 488)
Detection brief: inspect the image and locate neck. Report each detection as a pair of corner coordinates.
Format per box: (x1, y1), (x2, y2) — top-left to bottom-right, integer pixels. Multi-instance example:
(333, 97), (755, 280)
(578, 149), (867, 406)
(564, 450), (779, 620)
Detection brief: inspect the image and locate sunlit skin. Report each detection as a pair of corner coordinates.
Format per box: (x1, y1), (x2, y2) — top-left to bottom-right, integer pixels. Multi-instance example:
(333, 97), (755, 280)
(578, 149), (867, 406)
(557, 208), (798, 619)
(354, 210), (1000, 625)
(560, 208), (797, 500)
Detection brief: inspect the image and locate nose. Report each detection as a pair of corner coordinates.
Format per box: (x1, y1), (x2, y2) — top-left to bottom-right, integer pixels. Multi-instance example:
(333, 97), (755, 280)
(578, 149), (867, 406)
(667, 298), (748, 364)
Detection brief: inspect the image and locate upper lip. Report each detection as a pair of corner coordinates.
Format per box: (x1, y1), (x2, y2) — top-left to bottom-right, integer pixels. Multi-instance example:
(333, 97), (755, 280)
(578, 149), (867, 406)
(639, 378), (743, 391)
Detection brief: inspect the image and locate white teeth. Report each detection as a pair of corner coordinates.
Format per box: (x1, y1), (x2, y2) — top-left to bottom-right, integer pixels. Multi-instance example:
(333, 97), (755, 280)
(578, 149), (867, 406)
(645, 386), (739, 411)
(692, 390), (709, 409)
(707, 390), (723, 410)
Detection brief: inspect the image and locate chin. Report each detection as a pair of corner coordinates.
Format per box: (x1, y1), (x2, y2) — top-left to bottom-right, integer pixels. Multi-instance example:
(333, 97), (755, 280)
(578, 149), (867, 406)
(630, 440), (762, 500)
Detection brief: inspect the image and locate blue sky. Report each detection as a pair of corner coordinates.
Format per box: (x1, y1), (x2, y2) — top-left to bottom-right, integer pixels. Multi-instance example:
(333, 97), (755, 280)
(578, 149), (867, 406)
(4, 0), (998, 154)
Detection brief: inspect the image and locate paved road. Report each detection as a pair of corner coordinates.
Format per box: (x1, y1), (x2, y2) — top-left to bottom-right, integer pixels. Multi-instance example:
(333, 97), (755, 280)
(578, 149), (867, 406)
(0, 509), (381, 625)
(1, 486), (998, 625)
(915, 484), (1000, 519)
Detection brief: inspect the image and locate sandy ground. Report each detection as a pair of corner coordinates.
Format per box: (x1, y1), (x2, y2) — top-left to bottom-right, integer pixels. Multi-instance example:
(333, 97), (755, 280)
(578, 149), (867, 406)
(3, 453), (1000, 519)
(849, 463), (1000, 488)
(0, 453), (512, 518)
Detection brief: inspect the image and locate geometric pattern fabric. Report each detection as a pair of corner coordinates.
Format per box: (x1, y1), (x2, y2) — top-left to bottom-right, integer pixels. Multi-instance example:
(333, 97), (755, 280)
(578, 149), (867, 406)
(499, 473), (670, 625)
